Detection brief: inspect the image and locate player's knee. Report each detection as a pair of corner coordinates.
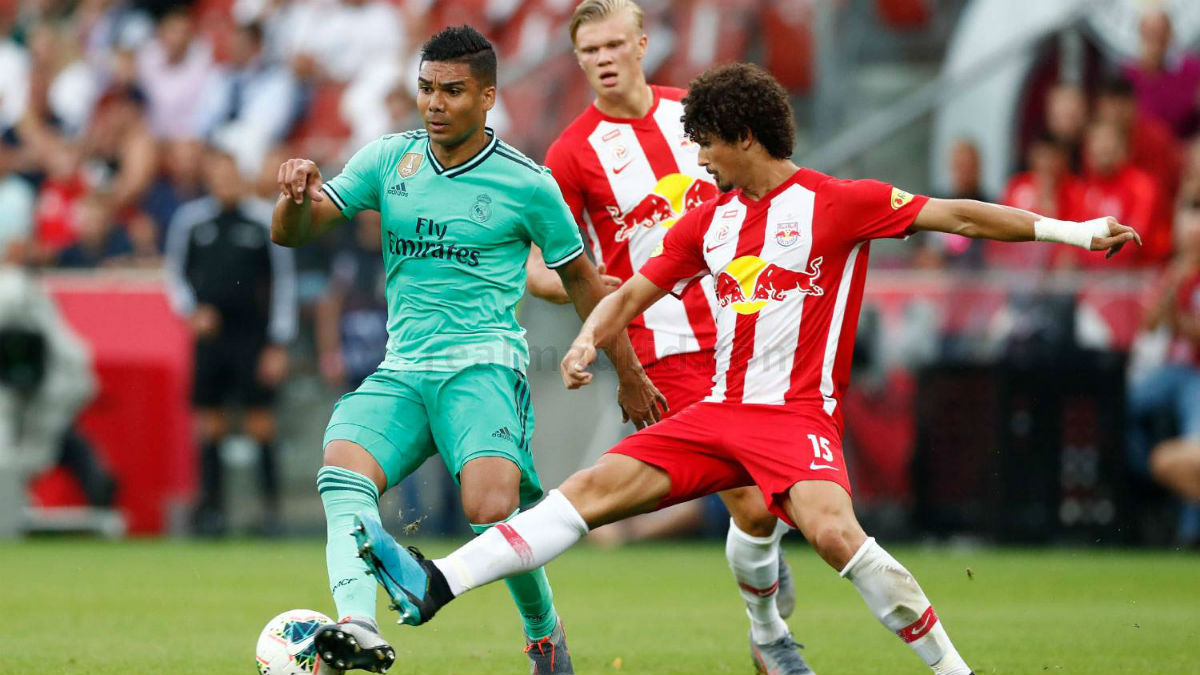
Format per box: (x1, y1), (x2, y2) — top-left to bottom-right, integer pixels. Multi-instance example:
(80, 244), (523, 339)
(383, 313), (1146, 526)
(462, 490), (519, 526)
(807, 522), (859, 568)
(322, 440), (387, 493)
(723, 489), (776, 537)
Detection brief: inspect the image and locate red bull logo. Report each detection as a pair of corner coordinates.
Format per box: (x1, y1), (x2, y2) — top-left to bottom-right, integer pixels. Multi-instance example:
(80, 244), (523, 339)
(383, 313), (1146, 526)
(607, 173), (718, 242)
(713, 256), (824, 315)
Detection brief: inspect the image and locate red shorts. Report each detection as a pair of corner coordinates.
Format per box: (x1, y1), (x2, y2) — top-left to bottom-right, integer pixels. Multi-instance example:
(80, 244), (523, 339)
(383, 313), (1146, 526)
(605, 401), (851, 527)
(643, 350), (715, 418)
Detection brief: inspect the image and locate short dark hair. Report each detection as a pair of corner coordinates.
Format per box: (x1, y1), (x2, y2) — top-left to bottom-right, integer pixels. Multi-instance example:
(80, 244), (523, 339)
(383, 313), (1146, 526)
(682, 63), (795, 160)
(420, 25), (497, 87)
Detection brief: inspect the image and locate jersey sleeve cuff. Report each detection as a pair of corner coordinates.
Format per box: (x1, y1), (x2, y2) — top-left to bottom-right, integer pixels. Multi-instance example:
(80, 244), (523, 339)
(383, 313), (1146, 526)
(321, 183), (351, 215)
(543, 244), (585, 269)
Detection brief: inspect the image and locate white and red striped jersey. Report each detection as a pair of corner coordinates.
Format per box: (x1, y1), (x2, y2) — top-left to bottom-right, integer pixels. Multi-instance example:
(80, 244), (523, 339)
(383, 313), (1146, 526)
(544, 85), (718, 367)
(640, 168), (928, 427)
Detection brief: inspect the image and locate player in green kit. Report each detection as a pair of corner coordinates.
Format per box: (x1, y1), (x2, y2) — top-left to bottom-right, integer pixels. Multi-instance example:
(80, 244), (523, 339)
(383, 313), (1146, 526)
(271, 26), (665, 675)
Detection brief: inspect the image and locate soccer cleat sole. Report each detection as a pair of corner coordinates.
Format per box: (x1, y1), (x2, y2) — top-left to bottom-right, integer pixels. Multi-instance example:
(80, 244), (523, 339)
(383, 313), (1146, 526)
(313, 627), (395, 673)
(351, 514), (425, 625)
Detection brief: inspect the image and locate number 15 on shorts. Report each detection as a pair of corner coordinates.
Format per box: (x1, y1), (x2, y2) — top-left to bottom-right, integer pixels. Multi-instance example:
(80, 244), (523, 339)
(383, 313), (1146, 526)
(807, 434), (837, 470)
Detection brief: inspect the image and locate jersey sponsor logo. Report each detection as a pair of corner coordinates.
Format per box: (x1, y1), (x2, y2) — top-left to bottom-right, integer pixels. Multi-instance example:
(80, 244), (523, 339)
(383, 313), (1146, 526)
(611, 159), (634, 174)
(397, 152), (423, 178)
(890, 186), (914, 210)
(704, 240), (730, 253)
(775, 221), (800, 247)
(470, 194), (493, 223)
(714, 256), (824, 314)
(386, 217), (482, 267)
(387, 182), (409, 197)
(606, 173), (718, 241)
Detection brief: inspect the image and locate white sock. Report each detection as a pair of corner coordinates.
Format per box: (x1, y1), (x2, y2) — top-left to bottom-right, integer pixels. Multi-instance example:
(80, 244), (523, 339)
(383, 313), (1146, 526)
(840, 537), (971, 675)
(434, 490), (588, 596)
(726, 518), (790, 644)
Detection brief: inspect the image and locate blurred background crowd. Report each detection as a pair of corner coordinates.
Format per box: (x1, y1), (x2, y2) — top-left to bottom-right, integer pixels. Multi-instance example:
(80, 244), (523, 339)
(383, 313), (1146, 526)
(1, 0), (1199, 550)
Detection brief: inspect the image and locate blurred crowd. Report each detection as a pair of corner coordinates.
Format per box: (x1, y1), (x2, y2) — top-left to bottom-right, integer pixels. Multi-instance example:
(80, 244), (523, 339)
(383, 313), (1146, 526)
(1, 0), (1198, 543)
(923, 8), (1200, 272)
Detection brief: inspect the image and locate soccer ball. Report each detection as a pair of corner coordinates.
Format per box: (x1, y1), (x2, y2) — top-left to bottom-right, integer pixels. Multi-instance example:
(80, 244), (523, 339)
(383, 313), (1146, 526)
(255, 609), (340, 675)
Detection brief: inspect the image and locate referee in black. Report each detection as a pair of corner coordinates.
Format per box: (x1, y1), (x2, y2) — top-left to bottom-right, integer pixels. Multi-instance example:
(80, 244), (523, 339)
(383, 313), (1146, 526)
(165, 146), (296, 537)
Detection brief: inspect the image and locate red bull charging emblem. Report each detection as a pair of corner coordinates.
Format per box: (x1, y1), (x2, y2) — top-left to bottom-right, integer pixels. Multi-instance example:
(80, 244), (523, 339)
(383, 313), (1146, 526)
(606, 173), (718, 242)
(714, 255), (824, 315)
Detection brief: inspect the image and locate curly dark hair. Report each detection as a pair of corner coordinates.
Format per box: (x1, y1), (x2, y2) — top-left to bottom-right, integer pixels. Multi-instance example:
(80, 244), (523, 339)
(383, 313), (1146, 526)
(420, 25), (497, 87)
(682, 63), (795, 160)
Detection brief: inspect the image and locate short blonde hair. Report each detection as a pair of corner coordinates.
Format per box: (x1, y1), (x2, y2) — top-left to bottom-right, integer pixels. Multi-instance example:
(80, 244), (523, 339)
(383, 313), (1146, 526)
(569, 0), (644, 44)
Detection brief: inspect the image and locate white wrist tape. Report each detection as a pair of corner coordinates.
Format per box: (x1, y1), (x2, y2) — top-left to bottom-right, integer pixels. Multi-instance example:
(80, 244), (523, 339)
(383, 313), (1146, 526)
(1033, 217), (1110, 250)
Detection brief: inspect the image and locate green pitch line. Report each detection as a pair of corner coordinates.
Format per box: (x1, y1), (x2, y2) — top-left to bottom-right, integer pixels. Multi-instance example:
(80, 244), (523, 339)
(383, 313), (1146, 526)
(0, 540), (1196, 674)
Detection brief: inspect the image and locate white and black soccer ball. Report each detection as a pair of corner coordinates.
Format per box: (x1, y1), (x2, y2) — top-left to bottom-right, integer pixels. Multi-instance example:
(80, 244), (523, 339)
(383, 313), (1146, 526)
(256, 609), (341, 675)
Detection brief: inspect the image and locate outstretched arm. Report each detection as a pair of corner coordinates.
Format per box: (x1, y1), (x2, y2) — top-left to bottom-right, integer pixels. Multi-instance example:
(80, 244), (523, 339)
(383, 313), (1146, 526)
(557, 258), (667, 428)
(912, 198), (1142, 259)
(560, 273), (668, 388)
(271, 158), (347, 247)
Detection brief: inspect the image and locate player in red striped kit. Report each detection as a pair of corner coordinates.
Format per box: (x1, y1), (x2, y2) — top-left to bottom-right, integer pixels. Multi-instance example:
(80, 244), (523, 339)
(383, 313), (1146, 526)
(525, 2), (801, 671)
(353, 63), (1140, 674)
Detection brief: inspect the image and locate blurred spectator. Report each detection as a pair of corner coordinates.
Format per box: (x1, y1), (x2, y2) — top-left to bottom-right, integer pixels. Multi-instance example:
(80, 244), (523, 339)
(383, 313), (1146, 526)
(24, 21), (101, 138)
(0, 31), (30, 131)
(1128, 199), (1200, 546)
(73, 0), (154, 69)
(1044, 82), (1088, 172)
(315, 214), (386, 391)
(1094, 75), (1182, 208)
(1179, 138), (1200, 209)
(136, 6), (214, 139)
(343, 77), (417, 156)
(0, 138), (35, 260)
(1122, 8), (1200, 139)
(198, 22), (301, 178)
(31, 138), (89, 262)
(276, 0), (405, 84)
(79, 83), (158, 212)
(916, 139), (986, 268)
(141, 138), (206, 248)
(1150, 438), (1200, 517)
(164, 147), (296, 536)
(1069, 121), (1163, 267)
(994, 133), (1084, 269)
(55, 194), (135, 267)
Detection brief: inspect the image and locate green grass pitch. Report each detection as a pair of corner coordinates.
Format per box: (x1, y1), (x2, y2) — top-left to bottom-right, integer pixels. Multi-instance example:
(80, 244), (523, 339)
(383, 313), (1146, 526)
(1, 539), (1197, 674)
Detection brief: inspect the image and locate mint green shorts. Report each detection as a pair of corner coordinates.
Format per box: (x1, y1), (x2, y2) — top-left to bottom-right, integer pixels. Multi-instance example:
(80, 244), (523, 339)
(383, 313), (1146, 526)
(323, 364), (541, 505)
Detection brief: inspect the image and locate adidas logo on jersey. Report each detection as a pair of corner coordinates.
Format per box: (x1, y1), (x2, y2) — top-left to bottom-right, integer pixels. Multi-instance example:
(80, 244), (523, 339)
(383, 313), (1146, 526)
(387, 182), (409, 197)
(491, 427), (513, 442)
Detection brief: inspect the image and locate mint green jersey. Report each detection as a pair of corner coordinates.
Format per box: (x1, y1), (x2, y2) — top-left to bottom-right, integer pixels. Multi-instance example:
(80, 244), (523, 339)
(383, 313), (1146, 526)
(322, 129), (584, 372)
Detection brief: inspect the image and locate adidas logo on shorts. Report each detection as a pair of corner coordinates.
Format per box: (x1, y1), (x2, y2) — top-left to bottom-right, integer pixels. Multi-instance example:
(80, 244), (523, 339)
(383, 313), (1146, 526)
(491, 426), (513, 442)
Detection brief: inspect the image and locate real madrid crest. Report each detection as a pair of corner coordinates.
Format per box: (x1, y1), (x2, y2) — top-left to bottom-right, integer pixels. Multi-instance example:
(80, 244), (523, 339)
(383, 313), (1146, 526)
(397, 152), (423, 178)
(775, 221), (800, 247)
(470, 194), (493, 223)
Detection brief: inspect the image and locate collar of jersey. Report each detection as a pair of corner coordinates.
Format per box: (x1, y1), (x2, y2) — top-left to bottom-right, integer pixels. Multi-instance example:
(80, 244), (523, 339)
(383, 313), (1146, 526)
(424, 127), (498, 178)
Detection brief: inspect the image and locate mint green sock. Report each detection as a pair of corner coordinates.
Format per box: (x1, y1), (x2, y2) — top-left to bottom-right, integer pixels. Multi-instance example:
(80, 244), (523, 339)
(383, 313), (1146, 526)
(471, 514), (559, 639)
(318, 466), (380, 622)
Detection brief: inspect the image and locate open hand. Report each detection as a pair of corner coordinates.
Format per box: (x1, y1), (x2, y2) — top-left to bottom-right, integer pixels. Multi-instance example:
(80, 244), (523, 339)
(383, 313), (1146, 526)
(616, 371), (669, 430)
